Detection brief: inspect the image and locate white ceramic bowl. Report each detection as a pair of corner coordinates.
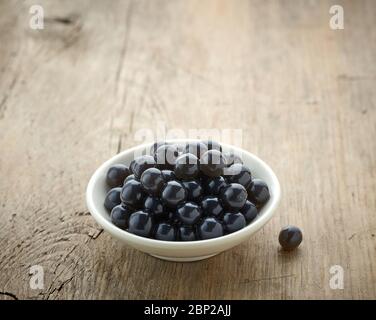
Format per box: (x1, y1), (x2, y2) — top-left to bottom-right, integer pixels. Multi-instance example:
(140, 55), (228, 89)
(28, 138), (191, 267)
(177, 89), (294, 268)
(86, 140), (281, 262)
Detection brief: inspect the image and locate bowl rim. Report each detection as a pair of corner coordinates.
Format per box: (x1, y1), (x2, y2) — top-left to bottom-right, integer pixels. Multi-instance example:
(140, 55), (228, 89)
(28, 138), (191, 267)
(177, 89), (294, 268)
(86, 139), (281, 249)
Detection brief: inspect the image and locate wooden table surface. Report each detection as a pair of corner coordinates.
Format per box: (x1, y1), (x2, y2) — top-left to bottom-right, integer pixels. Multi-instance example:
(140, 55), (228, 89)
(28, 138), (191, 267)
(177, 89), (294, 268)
(1, 0), (375, 300)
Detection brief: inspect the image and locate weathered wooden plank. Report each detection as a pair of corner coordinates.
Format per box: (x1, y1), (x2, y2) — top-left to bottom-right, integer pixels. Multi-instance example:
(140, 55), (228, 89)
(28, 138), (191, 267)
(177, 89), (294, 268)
(0, 0), (375, 299)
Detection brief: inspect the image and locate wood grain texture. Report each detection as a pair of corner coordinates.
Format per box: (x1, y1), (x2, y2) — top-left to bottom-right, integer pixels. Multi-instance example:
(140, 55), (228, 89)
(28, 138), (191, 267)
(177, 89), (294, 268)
(0, 0), (375, 300)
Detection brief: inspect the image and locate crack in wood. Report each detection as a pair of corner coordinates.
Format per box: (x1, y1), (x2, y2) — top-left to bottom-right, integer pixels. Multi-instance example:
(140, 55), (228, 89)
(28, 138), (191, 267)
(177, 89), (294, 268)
(348, 233), (356, 240)
(0, 73), (18, 119)
(48, 17), (74, 25)
(45, 276), (74, 300)
(88, 229), (104, 240)
(115, 0), (134, 95)
(241, 274), (295, 284)
(0, 291), (18, 300)
(75, 211), (90, 216)
(117, 135), (122, 154)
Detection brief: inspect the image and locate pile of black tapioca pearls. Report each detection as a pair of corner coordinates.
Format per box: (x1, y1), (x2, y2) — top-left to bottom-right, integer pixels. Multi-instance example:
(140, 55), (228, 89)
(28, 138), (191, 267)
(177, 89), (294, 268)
(104, 141), (270, 241)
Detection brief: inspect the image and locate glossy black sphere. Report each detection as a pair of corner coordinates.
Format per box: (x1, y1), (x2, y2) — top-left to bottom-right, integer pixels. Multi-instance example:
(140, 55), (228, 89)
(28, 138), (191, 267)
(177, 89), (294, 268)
(226, 164), (252, 188)
(154, 223), (176, 241)
(178, 225), (196, 241)
(120, 180), (145, 208)
(174, 153), (200, 180)
(278, 226), (303, 251)
(154, 144), (180, 170)
(200, 150), (226, 177)
(110, 204), (133, 229)
(220, 183), (247, 212)
(201, 196), (224, 218)
(144, 196), (168, 221)
(161, 180), (187, 208)
(104, 187), (122, 211)
(184, 141), (208, 159)
(177, 202), (202, 225)
(131, 155), (156, 179)
(223, 212), (246, 233)
(241, 200), (258, 223)
(128, 211), (153, 237)
(140, 168), (165, 195)
(202, 175), (227, 195)
(182, 180), (203, 202)
(161, 170), (176, 182)
(202, 140), (222, 152)
(123, 174), (136, 185)
(248, 179), (270, 207)
(106, 164), (130, 188)
(198, 217), (224, 240)
(223, 152), (243, 167)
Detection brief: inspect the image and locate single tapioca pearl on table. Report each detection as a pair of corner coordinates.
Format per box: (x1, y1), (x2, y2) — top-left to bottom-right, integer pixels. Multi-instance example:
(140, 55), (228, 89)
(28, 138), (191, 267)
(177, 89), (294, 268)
(104, 187), (122, 211)
(278, 225), (303, 251)
(106, 164), (131, 188)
